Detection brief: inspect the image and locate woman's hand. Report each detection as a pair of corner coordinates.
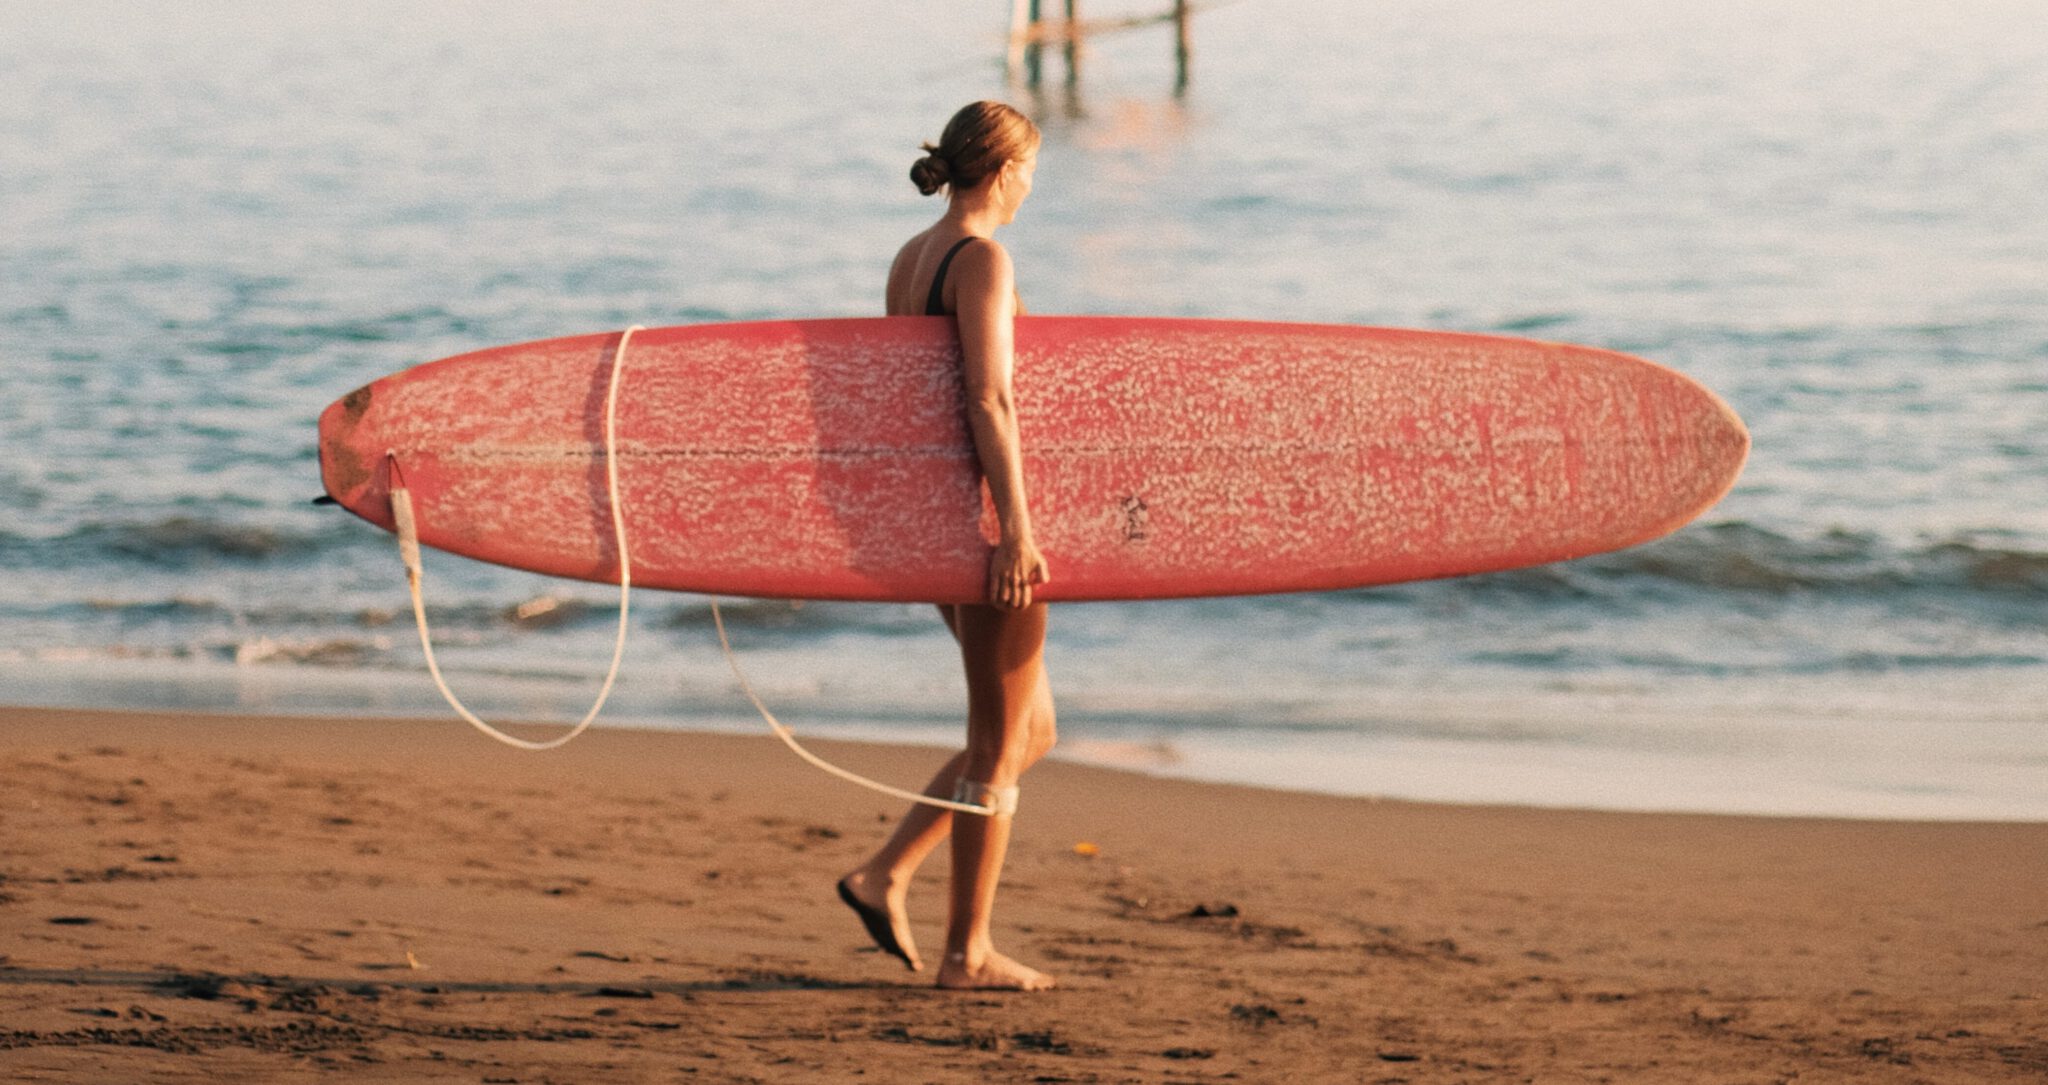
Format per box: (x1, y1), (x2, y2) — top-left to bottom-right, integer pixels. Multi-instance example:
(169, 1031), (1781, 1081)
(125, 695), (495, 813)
(988, 535), (1050, 609)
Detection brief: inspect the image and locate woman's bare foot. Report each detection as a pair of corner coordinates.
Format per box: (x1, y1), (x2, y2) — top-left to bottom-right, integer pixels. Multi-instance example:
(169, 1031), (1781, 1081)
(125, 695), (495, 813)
(935, 949), (1056, 991)
(837, 869), (921, 971)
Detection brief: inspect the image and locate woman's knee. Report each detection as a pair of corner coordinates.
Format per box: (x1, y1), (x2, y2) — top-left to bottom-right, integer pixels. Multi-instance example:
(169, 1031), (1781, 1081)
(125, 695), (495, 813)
(1027, 709), (1057, 762)
(966, 727), (1034, 783)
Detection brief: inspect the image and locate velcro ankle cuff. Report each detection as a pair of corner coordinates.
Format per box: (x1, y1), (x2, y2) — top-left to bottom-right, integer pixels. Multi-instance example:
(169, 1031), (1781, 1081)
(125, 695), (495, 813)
(952, 779), (1020, 816)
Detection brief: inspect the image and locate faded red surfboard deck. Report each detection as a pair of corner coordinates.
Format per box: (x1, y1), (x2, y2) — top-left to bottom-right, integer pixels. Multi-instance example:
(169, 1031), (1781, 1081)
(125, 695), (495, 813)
(318, 316), (1748, 603)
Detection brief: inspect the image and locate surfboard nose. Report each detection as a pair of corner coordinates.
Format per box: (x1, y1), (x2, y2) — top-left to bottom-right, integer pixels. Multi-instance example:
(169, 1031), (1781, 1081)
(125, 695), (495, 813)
(318, 383), (390, 525)
(1698, 389), (1752, 507)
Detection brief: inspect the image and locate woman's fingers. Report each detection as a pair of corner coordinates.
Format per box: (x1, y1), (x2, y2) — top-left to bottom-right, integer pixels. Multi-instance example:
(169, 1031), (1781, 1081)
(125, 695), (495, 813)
(988, 560), (1013, 608)
(986, 546), (1048, 609)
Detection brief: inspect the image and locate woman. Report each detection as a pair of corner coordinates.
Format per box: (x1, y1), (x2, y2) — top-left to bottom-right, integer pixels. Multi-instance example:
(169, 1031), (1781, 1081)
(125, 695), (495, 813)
(836, 101), (1057, 992)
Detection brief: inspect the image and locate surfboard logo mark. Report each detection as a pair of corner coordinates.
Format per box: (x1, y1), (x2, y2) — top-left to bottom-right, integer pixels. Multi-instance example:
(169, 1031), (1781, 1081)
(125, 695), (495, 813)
(1121, 496), (1149, 543)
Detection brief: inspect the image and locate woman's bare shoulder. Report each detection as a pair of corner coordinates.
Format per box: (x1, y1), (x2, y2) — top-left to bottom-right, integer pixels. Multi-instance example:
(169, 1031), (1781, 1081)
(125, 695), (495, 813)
(951, 236), (1013, 287)
(949, 238), (1018, 326)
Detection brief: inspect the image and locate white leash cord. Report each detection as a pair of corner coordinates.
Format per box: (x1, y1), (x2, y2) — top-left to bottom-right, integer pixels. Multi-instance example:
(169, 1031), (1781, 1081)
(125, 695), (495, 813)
(388, 325), (642, 751)
(709, 599), (1000, 815)
(387, 325), (997, 813)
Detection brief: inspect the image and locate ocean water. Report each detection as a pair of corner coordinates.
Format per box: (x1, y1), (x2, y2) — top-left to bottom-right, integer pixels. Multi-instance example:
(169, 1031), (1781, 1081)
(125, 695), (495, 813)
(4, 0), (2045, 819)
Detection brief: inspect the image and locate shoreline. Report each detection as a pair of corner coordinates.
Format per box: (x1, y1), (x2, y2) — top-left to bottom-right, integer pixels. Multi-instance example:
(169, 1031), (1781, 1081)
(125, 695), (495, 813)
(8, 655), (2047, 822)
(3, 704), (2044, 1081)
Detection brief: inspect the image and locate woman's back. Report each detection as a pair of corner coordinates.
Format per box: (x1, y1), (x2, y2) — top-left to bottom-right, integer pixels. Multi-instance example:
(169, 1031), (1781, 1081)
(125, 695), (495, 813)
(887, 233), (981, 317)
(887, 232), (1021, 318)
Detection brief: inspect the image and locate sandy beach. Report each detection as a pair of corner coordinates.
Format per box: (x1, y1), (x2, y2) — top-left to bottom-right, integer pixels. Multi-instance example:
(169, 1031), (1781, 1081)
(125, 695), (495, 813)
(0, 704), (2042, 1083)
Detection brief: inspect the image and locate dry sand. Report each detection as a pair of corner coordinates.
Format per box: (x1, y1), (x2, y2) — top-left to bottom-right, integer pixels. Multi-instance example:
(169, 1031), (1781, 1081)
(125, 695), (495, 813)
(1, 705), (2043, 1083)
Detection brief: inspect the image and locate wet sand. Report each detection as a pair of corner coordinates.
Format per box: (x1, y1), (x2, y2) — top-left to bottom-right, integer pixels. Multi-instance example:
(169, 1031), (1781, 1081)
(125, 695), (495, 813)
(1, 704), (2043, 1082)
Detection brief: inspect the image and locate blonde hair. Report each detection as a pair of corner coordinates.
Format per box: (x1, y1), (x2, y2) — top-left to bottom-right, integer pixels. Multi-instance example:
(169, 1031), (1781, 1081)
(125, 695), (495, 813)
(910, 101), (1041, 197)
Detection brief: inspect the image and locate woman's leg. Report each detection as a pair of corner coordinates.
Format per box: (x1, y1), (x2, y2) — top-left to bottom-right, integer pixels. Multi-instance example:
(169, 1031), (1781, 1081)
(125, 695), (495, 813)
(936, 600), (1055, 990)
(836, 749), (966, 971)
(839, 605), (1055, 973)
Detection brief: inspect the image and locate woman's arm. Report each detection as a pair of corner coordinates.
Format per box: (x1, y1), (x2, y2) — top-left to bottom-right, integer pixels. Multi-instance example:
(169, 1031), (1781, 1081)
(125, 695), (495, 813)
(952, 239), (1048, 608)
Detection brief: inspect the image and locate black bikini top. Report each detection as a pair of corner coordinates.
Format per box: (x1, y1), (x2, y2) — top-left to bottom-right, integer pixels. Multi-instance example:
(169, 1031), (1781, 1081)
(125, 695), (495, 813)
(924, 237), (978, 316)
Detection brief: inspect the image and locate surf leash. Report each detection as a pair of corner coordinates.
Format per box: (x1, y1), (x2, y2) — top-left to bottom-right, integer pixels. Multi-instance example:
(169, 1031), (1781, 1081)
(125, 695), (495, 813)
(385, 325), (643, 751)
(708, 599), (1005, 816)
(385, 325), (1001, 815)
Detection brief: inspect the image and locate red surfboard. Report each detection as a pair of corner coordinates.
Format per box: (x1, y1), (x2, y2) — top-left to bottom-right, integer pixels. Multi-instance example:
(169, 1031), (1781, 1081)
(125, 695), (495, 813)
(318, 317), (1748, 603)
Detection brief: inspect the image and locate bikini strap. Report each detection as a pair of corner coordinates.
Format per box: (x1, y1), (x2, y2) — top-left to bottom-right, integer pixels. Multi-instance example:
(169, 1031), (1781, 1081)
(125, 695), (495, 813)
(924, 237), (979, 316)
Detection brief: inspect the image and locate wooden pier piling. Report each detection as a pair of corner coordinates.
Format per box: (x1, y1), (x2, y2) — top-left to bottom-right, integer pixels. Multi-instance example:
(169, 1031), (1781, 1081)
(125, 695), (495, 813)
(1006, 0), (1196, 94)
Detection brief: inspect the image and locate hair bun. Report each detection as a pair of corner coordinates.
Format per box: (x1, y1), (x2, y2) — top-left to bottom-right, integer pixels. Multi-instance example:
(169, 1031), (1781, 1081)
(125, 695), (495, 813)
(909, 105), (1039, 197)
(910, 145), (953, 196)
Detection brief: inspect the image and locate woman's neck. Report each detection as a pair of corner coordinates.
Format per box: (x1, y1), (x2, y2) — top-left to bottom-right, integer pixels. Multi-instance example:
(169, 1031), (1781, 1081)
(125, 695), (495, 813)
(942, 193), (1006, 238)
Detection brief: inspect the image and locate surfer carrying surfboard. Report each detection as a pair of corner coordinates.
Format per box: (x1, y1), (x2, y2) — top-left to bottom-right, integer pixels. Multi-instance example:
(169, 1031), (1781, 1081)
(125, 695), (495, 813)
(837, 101), (1058, 992)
